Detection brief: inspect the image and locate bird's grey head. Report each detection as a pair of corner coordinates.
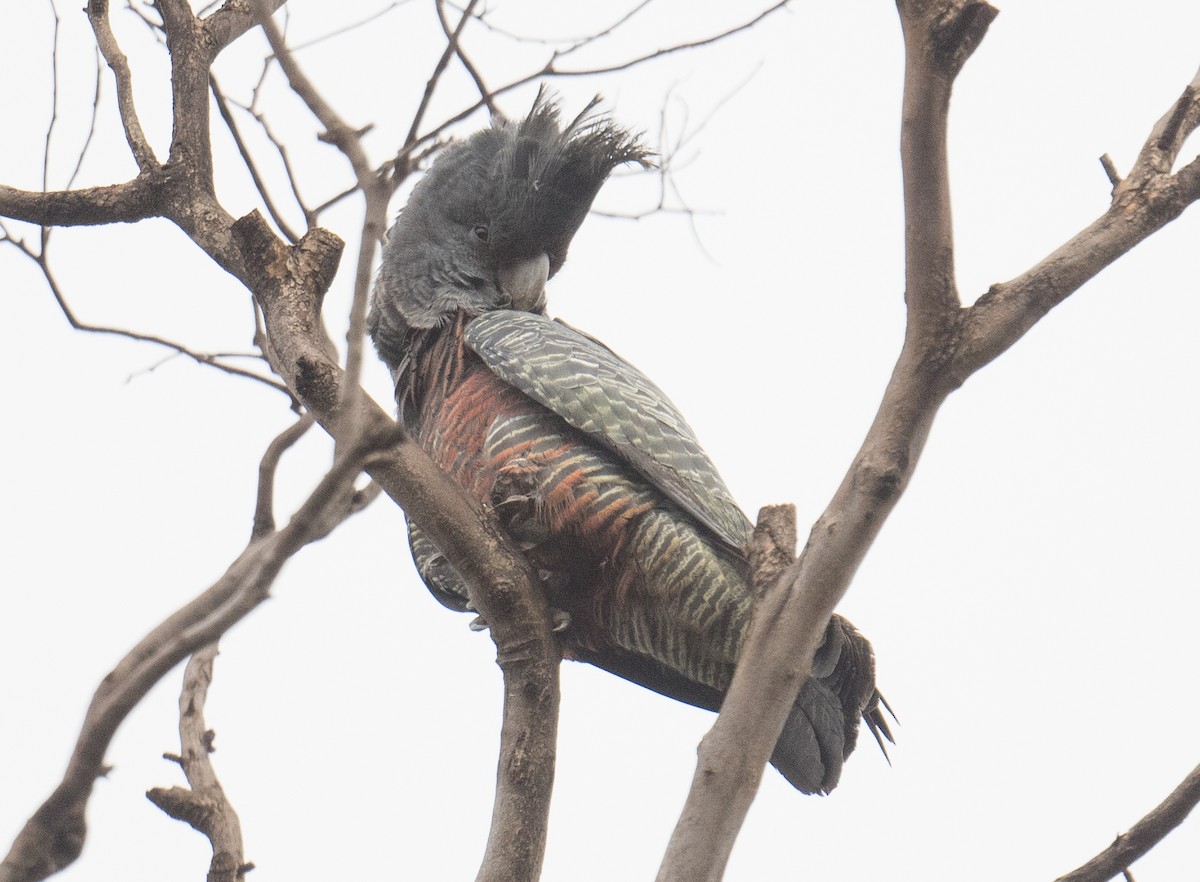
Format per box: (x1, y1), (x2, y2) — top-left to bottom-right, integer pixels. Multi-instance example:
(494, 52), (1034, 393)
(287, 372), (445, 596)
(369, 94), (649, 366)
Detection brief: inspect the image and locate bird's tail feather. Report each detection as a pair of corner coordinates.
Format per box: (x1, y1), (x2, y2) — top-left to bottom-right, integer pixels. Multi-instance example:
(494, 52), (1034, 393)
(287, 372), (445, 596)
(769, 614), (892, 794)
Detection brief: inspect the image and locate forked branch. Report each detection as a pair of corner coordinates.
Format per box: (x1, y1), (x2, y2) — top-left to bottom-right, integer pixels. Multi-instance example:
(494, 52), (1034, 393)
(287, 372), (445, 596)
(145, 646), (251, 882)
(0, 423), (394, 882)
(659, 2), (1200, 879)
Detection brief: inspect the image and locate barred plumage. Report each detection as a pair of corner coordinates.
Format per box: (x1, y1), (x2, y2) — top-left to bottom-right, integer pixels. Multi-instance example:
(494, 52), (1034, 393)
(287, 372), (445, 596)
(370, 94), (892, 794)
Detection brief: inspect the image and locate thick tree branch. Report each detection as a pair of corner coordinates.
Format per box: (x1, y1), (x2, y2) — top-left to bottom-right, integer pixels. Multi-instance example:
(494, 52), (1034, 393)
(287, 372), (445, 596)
(230, 211), (561, 882)
(661, 5), (1200, 880)
(252, 0), (394, 437)
(0, 177), (163, 226)
(1055, 763), (1200, 882)
(657, 5), (993, 880)
(898, 0), (998, 328)
(1128, 67), (1200, 180)
(202, 0), (287, 54)
(158, 0), (217, 188)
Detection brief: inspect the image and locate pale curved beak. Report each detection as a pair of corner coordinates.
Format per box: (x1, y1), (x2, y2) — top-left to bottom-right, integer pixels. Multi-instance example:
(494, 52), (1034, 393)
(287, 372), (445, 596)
(498, 252), (550, 312)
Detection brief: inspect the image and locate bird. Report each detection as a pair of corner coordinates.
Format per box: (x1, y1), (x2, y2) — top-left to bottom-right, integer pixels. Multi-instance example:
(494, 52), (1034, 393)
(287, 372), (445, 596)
(368, 93), (891, 794)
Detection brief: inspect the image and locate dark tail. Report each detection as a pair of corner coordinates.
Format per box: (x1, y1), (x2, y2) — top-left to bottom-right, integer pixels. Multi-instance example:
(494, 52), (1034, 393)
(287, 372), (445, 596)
(769, 614), (895, 794)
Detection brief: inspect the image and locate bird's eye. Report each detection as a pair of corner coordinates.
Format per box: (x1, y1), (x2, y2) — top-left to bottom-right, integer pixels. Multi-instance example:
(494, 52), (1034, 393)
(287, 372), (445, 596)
(472, 224), (489, 243)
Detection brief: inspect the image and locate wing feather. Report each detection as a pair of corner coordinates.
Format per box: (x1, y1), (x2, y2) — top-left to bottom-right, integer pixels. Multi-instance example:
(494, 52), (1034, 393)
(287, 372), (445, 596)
(465, 310), (752, 553)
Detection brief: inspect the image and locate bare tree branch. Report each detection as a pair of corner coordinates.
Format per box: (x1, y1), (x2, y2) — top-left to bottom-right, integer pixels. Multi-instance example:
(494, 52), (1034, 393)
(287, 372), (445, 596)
(0, 224), (291, 396)
(555, 0), (655, 58)
(1055, 763), (1200, 882)
(253, 1), (373, 182)
(252, 0), (394, 441)
(227, 95), (315, 225)
(211, 74), (302, 243)
(231, 210), (561, 882)
(954, 63), (1200, 378)
(87, 0), (157, 170)
(0, 425), (393, 882)
(656, 5), (994, 879)
(0, 177), (163, 226)
(403, 0), (481, 151)
(145, 645), (252, 882)
(287, 1), (415, 52)
(42, 0), (62, 198)
(59, 48), (104, 196)
(658, 4), (1200, 880)
(401, 1), (792, 162)
(202, 0), (287, 53)
(253, 412), (316, 539)
(435, 0), (497, 117)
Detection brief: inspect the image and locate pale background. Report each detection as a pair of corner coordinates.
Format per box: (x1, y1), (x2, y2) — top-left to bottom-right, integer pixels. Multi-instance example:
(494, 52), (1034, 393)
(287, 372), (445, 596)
(2, 2), (1198, 880)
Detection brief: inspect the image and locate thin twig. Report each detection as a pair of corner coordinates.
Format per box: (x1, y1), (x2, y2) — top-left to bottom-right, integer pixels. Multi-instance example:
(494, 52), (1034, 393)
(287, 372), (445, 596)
(402, 1), (791, 163)
(234, 100), (314, 226)
(42, 0), (60, 199)
(59, 47), (105, 204)
(403, 0), (481, 150)
(123, 0), (166, 43)
(309, 182), (361, 219)
(557, 0), (654, 57)
(443, 0), (652, 54)
(0, 228), (291, 397)
(254, 1), (374, 181)
(435, 0), (496, 116)
(253, 413), (316, 540)
(211, 74), (302, 243)
(287, 0), (415, 52)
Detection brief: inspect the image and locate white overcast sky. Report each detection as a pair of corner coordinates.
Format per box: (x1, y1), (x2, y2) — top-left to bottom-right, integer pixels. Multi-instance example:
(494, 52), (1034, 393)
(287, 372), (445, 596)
(3, 2), (1199, 880)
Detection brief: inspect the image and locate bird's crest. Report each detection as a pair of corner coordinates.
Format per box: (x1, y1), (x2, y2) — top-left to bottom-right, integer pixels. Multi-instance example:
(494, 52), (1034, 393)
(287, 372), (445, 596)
(370, 92), (649, 357)
(445, 90), (652, 267)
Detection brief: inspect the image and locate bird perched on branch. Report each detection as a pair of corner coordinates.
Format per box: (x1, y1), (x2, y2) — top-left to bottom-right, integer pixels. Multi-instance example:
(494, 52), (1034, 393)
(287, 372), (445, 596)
(369, 93), (891, 794)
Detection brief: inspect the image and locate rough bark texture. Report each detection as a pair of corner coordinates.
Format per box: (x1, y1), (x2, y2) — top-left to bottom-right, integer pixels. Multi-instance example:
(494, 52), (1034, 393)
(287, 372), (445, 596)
(4, 2), (1200, 881)
(232, 210), (563, 882)
(658, 2), (1200, 879)
(145, 646), (249, 882)
(0, 3), (561, 879)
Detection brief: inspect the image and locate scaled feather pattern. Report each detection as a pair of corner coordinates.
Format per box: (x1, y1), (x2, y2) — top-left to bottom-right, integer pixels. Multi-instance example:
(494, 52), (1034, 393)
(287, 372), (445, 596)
(369, 94), (891, 794)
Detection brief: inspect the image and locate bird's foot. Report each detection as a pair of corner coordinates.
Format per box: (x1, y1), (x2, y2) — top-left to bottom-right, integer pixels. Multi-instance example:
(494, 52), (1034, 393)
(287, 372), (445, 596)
(467, 607), (567, 633)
